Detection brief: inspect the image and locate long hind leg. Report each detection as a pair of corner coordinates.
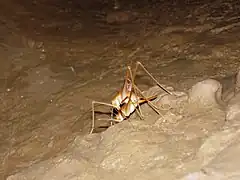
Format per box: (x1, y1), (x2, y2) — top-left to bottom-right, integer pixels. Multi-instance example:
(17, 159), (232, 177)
(126, 66), (144, 120)
(135, 61), (172, 95)
(131, 61), (171, 116)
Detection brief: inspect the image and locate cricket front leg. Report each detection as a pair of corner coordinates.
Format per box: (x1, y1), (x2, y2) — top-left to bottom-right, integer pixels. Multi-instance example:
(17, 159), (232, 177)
(90, 101), (117, 134)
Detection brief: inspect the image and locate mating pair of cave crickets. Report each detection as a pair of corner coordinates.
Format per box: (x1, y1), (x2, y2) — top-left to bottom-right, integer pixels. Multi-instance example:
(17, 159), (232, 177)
(90, 61), (172, 134)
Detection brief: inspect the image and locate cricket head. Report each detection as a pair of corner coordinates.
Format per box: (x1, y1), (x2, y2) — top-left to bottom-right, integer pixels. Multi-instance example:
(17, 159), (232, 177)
(115, 111), (125, 122)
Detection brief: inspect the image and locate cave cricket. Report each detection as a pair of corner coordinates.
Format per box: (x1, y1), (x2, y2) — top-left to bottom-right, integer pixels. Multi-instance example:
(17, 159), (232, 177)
(90, 61), (171, 134)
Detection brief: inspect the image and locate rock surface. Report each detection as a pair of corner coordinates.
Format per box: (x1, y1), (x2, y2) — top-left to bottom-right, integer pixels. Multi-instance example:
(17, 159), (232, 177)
(7, 78), (240, 180)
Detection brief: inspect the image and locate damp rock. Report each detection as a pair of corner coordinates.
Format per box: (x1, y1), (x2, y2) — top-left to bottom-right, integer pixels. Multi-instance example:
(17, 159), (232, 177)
(140, 85), (177, 114)
(236, 67), (240, 93)
(154, 111), (183, 126)
(226, 92), (240, 122)
(7, 120), (197, 180)
(201, 135), (240, 180)
(5, 83), (234, 180)
(157, 91), (188, 110)
(196, 128), (240, 166)
(188, 79), (224, 108)
(218, 73), (237, 102)
(219, 67), (240, 102)
(181, 128), (240, 180)
(224, 68), (240, 123)
(106, 11), (137, 24)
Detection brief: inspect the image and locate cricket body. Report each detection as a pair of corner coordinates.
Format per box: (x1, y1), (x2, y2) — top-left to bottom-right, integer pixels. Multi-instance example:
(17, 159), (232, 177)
(114, 92), (158, 122)
(90, 61), (171, 134)
(111, 70), (133, 110)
